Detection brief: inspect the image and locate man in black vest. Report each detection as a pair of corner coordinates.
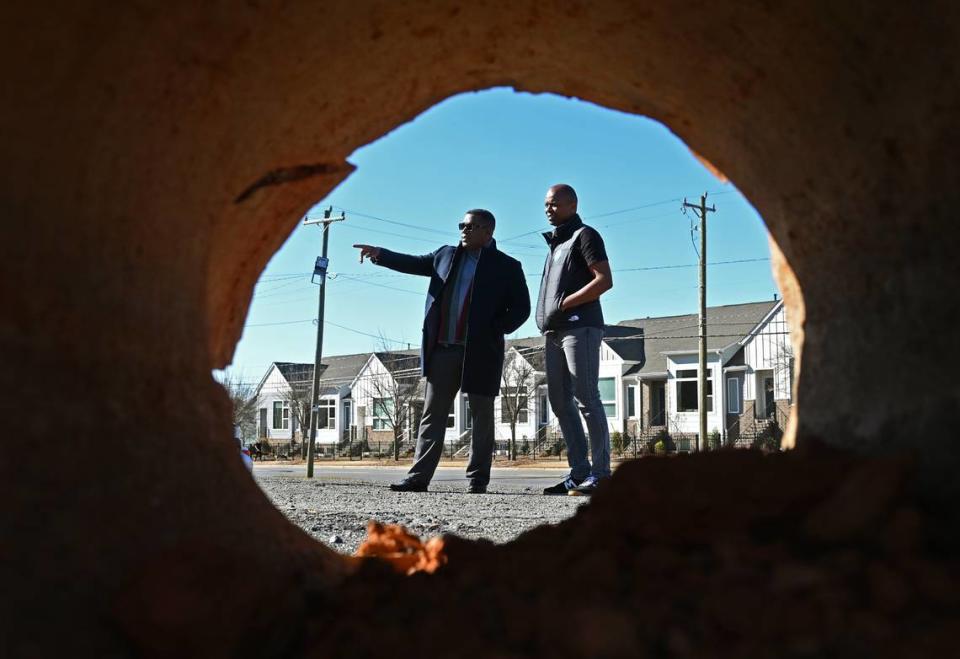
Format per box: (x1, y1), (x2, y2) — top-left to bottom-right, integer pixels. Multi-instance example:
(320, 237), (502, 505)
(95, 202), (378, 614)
(536, 184), (614, 496)
(354, 209), (530, 493)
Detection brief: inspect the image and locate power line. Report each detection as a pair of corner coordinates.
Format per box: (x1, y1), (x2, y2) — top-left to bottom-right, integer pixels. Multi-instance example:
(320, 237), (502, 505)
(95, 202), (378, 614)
(497, 189), (736, 242)
(333, 273), (423, 296)
(243, 317), (411, 347)
(331, 207), (450, 237)
(521, 256), (770, 277)
(616, 257), (769, 273)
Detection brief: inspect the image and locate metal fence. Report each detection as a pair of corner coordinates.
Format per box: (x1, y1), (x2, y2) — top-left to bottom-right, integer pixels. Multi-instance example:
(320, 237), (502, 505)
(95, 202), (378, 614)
(247, 409), (791, 463)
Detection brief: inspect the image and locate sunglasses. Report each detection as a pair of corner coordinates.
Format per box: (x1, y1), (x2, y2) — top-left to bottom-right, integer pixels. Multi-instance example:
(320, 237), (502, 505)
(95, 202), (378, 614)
(458, 222), (488, 232)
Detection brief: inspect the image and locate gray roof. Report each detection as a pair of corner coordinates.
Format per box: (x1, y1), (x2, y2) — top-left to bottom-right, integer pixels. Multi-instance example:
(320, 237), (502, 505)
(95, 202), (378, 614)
(616, 300), (780, 376)
(273, 351), (372, 395)
(265, 300), (779, 391)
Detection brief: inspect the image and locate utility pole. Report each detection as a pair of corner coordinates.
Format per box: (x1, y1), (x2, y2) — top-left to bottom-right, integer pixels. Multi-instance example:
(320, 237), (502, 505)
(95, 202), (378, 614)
(683, 193), (716, 452)
(304, 206), (345, 478)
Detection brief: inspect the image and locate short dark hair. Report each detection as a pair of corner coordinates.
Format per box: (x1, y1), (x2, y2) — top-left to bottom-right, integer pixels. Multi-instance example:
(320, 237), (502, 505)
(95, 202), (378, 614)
(551, 184), (578, 204)
(465, 208), (496, 230)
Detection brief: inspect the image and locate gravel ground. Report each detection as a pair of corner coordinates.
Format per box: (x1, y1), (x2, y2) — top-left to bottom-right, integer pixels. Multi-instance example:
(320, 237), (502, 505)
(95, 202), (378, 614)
(255, 472), (588, 555)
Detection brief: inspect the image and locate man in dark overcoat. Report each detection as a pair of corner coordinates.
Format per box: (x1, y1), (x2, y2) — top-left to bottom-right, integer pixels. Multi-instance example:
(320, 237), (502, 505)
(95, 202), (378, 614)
(354, 208), (530, 493)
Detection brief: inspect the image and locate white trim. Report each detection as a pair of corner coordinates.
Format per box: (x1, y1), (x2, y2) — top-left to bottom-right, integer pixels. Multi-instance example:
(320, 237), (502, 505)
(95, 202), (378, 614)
(737, 300), (785, 346)
(315, 398), (336, 430)
(626, 384), (638, 418)
(598, 376), (617, 417)
(272, 400), (290, 430)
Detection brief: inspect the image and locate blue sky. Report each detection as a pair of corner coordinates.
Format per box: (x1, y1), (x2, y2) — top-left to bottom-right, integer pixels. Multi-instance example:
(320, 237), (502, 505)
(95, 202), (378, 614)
(228, 88), (777, 382)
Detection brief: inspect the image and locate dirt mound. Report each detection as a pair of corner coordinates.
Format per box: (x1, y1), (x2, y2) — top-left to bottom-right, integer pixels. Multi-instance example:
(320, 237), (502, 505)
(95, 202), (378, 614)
(323, 450), (959, 657)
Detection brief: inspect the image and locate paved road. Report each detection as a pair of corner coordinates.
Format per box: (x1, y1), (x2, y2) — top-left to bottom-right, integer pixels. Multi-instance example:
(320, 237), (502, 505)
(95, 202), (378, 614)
(254, 463), (570, 491)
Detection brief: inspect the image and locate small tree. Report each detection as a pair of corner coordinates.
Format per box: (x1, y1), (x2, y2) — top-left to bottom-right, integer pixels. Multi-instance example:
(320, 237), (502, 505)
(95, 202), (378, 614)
(216, 370), (257, 443)
(367, 351), (424, 461)
(282, 379), (313, 457)
(611, 430), (624, 456)
(500, 350), (537, 460)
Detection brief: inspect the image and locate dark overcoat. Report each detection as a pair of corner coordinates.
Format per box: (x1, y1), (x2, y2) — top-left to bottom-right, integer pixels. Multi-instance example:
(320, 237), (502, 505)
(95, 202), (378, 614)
(374, 239), (530, 396)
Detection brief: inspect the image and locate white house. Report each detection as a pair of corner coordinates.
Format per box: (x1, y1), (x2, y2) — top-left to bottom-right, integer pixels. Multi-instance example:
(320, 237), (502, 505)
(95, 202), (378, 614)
(494, 299), (793, 450)
(615, 299), (793, 447)
(348, 350), (432, 451)
(253, 299), (793, 455)
(252, 353), (370, 450)
(493, 328), (646, 448)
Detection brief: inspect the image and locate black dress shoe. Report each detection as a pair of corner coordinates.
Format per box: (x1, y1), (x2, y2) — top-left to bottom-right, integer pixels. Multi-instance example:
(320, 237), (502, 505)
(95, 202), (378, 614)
(389, 480), (428, 492)
(467, 482), (487, 494)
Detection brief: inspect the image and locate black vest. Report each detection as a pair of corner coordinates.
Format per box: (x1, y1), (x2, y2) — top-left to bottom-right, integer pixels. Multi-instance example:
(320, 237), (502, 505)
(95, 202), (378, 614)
(535, 215), (605, 332)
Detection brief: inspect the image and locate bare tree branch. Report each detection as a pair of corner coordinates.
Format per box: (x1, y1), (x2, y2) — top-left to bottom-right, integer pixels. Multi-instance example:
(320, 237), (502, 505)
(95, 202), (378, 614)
(500, 349), (537, 460)
(215, 370), (258, 443)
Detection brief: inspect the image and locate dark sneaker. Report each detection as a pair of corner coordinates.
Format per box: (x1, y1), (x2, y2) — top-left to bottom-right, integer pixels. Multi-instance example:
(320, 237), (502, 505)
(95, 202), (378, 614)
(543, 476), (582, 495)
(568, 475), (602, 496)
(467, 482), (487, 494)
(389, 480), (428, 492)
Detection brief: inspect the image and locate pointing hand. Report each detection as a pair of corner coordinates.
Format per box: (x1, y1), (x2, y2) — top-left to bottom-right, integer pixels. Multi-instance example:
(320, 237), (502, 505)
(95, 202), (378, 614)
(353, 244), (381, 264)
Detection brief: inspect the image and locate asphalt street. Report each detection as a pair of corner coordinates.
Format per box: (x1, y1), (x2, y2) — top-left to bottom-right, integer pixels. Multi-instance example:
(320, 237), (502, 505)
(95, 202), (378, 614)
(254, 463), (571, 490)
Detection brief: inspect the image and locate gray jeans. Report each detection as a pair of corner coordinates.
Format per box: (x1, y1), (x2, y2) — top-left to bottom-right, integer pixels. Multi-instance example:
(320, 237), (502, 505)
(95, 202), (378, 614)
(406, 345), (495, 486)
(544, 326), (611, 480)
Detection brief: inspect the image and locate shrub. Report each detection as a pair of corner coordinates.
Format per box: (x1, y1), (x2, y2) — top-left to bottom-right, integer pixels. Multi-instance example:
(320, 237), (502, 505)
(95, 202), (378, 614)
(647, 427), (672, 454)
(611, 431), (624, 456)
(708, 429), (721, 450)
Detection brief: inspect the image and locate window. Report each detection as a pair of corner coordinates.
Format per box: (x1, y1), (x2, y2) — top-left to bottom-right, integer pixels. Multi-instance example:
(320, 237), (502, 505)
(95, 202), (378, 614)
(598, 377), (616, 417)
(627, 384), (638, 418)
(538, 388), (549, 425)
(316, 398), (336, 430)
(272, 401), (289, 430)
(676, 369), (713, 412)
(464, 397), (472, 430)
(447, 401), (455, 429)
(726, 378), (741, 414)
(372, 398), (394, 430)
(501, 386), (528, 423)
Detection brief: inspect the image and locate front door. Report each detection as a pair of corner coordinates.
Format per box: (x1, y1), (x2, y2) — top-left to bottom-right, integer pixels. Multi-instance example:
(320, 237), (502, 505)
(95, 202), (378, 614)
(651, 381), (666, 426)
(763, 376), (776, 419)
(342, 401), (352, 440)
(538, 388), (549, 426)
(258, 408), (267, 438)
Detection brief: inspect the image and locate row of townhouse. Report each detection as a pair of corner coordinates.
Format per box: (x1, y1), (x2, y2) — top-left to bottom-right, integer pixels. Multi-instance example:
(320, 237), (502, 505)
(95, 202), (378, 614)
(252, 299), (793, 451)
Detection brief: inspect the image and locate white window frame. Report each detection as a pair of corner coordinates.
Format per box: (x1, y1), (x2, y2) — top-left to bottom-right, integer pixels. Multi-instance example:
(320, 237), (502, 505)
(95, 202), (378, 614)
(598, 377), (617, 418)
(372, 398), (393, 430)
(272, 400), (289, 430)
(675, 368), (713, 413)
(726, 377), (741, 414)
(500, 386), (529, 424)
(538, 387), (549, 425)
(316, 398), (336, 430)
(626, 384), (638, 418)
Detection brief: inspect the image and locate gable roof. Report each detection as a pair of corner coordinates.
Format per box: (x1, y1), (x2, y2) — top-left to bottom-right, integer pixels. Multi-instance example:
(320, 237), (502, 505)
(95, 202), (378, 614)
(506, 335), (546, 370)
(373, 350), (421, 375)
(270, 351), (372, 396)
(616, 300), (781, 376)
(600, 325), (647, 373)
(256, 300), (781, 392)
